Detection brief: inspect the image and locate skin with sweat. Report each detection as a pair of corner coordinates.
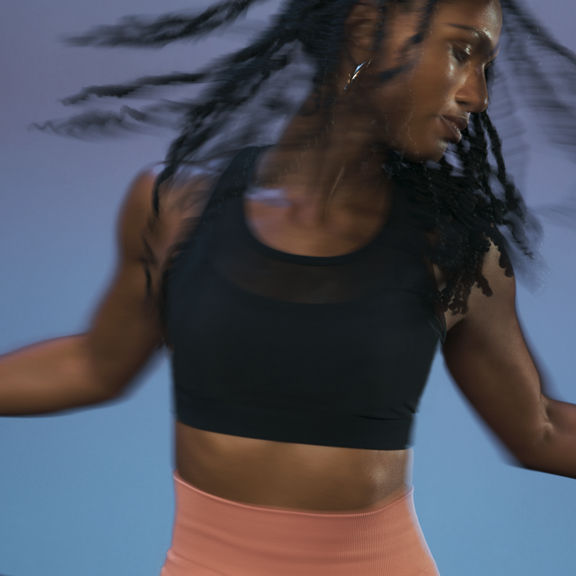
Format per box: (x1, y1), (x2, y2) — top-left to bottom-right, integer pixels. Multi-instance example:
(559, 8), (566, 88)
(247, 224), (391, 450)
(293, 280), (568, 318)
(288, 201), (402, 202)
(175, 0), (502, 511)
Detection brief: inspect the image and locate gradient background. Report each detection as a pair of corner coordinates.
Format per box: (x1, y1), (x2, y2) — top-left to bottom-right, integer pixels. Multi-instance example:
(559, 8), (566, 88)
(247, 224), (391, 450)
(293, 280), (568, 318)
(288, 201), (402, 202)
(1, 1), (575, 575)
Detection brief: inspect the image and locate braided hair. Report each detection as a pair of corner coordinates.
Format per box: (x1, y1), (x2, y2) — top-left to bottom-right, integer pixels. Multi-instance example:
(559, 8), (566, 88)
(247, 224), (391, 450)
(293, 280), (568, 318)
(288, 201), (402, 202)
(32, 0), (576, 315)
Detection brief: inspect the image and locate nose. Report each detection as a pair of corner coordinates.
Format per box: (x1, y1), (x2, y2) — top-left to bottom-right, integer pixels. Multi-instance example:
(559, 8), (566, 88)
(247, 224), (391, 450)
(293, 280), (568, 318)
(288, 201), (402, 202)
(456, 66), (490, 114)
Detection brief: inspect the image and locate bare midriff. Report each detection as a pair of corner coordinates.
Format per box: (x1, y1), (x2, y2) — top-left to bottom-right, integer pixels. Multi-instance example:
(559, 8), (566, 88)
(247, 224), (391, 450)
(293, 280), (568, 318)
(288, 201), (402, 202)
(175, 424), (413, 512)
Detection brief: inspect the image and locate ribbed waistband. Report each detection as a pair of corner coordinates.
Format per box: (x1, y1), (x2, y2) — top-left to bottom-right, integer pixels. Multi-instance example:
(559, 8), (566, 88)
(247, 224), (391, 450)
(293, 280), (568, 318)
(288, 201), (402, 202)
(161, 470), (439, 575)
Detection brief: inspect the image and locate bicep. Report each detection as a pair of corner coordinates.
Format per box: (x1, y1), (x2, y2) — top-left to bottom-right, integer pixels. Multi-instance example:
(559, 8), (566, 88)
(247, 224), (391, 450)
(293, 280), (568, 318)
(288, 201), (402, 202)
(441, 241), (550, 460)
(83, 169), (166, 398)
(84, 163), (218, 395)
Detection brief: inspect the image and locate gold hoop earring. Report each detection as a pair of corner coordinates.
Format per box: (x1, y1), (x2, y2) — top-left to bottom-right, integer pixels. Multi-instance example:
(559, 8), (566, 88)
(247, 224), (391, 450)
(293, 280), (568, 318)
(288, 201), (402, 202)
(344, 58), (373, 92)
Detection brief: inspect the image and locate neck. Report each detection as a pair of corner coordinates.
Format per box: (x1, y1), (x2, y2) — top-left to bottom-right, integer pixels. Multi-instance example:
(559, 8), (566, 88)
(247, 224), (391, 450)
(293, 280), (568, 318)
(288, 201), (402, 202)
(254, 93), (391, 209)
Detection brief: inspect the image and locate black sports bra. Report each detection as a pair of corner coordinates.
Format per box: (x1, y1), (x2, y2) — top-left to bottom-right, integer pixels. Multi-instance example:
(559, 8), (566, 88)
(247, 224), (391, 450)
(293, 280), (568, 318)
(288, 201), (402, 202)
(161, 147), (446, 450)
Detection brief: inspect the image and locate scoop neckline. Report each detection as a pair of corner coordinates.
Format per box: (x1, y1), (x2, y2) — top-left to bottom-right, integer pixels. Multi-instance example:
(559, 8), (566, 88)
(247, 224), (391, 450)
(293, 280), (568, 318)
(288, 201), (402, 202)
(238, 146), (397, 265)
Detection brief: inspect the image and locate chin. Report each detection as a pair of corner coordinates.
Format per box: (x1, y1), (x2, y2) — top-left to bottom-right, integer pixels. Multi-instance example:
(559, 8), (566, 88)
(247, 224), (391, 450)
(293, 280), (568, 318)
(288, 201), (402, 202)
(401, 145), (446, 164)
(429, 148), (447, 163)
(383, 135), (448, 164)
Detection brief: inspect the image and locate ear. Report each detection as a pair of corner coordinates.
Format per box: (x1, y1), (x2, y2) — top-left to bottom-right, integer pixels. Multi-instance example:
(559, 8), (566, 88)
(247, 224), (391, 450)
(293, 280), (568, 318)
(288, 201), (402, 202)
(345, 0), (385, 57)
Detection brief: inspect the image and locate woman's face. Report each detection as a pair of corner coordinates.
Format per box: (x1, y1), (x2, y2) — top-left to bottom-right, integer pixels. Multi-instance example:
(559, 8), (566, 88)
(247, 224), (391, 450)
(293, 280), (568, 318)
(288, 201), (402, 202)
(344, 0), (502, 162)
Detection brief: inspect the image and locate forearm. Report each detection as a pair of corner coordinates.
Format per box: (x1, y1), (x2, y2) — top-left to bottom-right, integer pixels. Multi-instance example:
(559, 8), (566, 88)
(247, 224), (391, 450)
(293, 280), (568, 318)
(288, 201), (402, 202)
(520, 397), (576, 479)
(0, 334), (113, 416)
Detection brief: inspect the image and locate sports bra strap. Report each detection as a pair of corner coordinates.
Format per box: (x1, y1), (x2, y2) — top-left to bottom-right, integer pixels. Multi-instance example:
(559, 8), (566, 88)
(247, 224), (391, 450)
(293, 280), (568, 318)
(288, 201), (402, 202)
(199, 146), (265, 228)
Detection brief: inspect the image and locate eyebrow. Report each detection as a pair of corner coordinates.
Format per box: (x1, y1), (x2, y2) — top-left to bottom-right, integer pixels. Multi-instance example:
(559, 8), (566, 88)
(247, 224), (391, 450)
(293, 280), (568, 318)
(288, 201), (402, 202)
(445, 23), (500, 57)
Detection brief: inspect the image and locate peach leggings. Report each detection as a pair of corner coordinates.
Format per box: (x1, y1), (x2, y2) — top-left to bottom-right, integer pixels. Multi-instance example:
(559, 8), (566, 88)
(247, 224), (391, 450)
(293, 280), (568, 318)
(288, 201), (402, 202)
(160, 471), (439, 576)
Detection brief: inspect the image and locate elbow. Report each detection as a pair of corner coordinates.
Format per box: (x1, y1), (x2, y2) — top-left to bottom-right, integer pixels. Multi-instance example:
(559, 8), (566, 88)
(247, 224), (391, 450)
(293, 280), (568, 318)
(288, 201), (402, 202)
(512, 422), (555, 473)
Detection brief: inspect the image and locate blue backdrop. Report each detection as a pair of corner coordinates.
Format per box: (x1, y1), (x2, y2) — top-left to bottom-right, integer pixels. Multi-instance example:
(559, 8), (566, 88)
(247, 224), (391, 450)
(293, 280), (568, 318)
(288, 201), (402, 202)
(1, 1), (574, 575)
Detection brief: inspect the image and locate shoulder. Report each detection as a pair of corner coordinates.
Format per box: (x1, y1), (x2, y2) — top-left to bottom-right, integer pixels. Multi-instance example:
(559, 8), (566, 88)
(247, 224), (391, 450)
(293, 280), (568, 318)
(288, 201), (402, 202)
(120, 162), (220, 283)
(127, 161), (216, 196)
(472, 237), (515, 309)
(449, 237), (516, 340)
(121, 161), (218, 224)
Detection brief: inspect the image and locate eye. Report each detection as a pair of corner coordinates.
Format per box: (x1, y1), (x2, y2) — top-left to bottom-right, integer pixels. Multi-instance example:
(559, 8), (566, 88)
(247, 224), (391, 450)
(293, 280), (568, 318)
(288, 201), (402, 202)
(452, 44), (472, 64)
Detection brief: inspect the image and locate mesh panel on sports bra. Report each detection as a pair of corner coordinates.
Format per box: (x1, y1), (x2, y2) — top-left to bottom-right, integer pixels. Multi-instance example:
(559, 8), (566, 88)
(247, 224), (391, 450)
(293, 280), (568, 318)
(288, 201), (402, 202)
(210, 185), (428, 305)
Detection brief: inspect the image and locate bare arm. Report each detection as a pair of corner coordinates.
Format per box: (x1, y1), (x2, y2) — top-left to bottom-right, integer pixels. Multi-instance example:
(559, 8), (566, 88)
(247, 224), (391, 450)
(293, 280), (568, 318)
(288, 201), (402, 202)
(527, 398), (576, 477)
(0, 335), (115, 415)
(0, 169), (166, 416)
(442, 240), (576, 478)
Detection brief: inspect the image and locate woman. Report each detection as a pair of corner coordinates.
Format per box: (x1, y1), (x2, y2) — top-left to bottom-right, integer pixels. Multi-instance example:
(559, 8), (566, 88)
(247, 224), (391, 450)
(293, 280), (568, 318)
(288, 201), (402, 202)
(2, 0), (576, 574)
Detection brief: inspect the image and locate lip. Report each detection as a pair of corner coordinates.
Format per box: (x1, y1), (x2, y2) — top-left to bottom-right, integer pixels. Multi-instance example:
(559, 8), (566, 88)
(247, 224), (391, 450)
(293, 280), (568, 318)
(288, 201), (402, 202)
(443, 115), (469, 132)
(440, 116), (463, 143)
